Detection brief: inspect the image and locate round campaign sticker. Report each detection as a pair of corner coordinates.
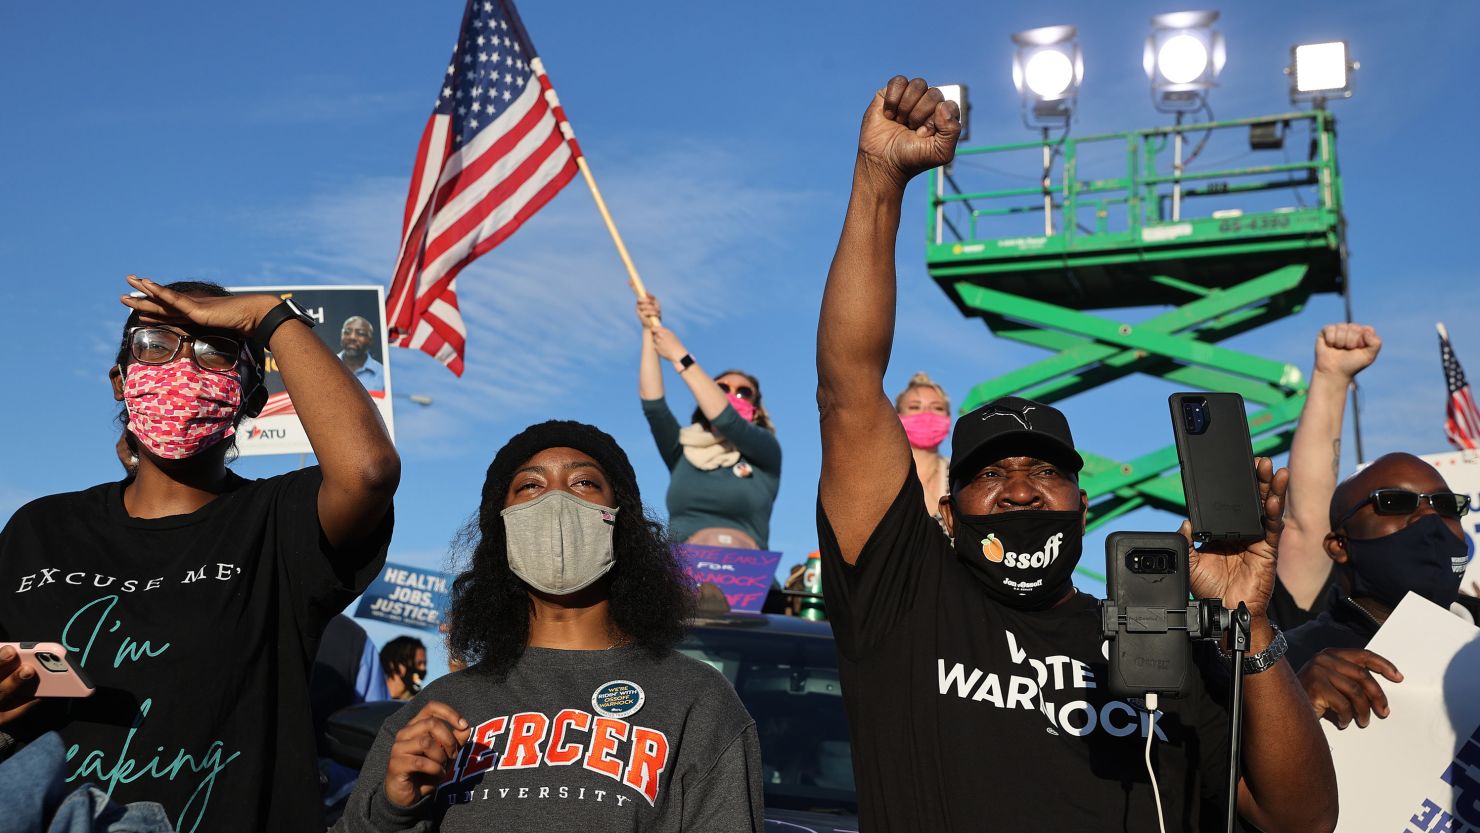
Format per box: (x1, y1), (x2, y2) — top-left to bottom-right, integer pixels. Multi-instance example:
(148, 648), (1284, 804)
(592, 680), (645, 719)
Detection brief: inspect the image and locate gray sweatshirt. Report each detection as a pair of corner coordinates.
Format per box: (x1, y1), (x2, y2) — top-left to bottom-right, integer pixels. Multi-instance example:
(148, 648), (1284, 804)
(335, 646), (763, 832)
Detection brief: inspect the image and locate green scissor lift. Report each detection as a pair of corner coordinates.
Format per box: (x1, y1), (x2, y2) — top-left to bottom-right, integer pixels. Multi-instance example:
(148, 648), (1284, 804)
(926, 111), (1349, 579)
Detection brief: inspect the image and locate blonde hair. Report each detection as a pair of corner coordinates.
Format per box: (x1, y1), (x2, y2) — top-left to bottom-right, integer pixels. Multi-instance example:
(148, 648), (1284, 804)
(894, 371), (951, 414)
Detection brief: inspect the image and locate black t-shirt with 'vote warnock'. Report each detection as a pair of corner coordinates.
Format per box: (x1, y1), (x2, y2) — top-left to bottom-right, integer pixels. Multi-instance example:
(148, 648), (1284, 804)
(818, 465), (1233, 833)
(0, 468), (391, 833)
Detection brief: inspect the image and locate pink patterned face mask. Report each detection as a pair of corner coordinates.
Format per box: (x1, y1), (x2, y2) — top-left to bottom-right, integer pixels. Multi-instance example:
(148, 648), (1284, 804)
(901, 411), (951, 450)
(726, 393), (757, 423)
(123, 360), (243, 460)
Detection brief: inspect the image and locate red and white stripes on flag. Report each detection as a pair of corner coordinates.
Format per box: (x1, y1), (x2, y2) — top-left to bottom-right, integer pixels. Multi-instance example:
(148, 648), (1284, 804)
(1439, 322), (1480, 450)
(386, 0), (581, 375)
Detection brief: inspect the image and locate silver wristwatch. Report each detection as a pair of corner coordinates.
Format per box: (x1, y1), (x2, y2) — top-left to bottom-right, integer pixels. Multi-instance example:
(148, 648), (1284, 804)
(1220, 625), (1288, 674)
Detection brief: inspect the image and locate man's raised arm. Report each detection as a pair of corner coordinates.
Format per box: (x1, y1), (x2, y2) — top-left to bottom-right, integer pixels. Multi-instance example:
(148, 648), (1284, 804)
(817, 76), (960, 564)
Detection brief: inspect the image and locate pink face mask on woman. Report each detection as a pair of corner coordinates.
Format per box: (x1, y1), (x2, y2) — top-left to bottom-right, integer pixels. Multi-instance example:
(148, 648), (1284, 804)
(123, 360), (244, 459)
(900, 411), (951, 450)
(727, 393), (757, 423)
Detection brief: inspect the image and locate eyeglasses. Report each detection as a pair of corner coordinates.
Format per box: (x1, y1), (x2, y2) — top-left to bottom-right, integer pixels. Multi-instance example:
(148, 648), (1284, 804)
(717, 381), (756, 401)
(127, 327), (245, 374)
(1334, 488), (1471, 528)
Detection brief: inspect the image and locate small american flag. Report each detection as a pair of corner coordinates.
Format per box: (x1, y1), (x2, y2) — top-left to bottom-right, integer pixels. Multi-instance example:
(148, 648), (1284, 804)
(1439, 322), (1480, 450)
(386, 0), (581, 375)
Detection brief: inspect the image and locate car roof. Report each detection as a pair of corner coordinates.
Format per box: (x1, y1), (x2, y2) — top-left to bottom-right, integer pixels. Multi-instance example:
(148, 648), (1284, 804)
(685, 612), (835, 638)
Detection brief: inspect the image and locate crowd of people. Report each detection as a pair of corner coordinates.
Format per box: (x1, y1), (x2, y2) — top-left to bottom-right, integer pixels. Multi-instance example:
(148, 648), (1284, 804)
(0, 75), (1473, 833)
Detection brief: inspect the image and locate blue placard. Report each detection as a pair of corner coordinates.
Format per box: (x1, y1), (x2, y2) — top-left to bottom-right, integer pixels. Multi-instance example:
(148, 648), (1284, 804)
(355, 561), (452, 633)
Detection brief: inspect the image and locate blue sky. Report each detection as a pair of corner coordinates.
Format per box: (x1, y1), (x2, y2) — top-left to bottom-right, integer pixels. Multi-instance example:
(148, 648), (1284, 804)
(4, 0), (1477, 679)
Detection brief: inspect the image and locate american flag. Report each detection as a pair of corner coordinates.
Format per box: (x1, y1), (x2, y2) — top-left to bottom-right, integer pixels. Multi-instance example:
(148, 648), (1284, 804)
(1440, 322), (1480, 450)
(386, 0), (581, 375)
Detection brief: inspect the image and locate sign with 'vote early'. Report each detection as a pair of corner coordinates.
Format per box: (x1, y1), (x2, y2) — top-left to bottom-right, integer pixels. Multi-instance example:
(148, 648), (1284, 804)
(676, 545), (783, 614)
(355, 561), (451, 633)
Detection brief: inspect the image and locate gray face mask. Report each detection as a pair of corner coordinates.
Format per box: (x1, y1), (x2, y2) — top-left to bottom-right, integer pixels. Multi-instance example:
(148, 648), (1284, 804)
(501, 491), (619, 595)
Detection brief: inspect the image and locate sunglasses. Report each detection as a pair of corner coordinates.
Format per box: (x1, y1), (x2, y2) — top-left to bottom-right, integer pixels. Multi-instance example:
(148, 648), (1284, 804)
(127, 327), (245, 374)
(717, 381), (755, 401)
(1335, 488), (1471, 528)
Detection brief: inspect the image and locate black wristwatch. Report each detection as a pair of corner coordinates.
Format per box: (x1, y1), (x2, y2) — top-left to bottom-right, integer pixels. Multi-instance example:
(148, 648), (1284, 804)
(678, 353), (696, 372)
(253, 298), (316, 352)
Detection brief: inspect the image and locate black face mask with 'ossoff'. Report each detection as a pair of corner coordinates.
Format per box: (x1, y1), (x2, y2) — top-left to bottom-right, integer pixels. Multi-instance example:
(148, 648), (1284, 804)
(951, 507), (1084, 610)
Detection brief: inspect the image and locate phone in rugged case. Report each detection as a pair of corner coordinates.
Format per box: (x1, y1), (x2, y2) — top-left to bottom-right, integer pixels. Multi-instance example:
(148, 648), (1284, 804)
(1104, 532), (1192, 698)
(3, 642), (95, 698)
(1169, 392), (1263, 546)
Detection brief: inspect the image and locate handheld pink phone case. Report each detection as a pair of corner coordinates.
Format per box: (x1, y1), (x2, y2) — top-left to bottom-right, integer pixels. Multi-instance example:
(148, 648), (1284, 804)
(8, 642), (95, 698)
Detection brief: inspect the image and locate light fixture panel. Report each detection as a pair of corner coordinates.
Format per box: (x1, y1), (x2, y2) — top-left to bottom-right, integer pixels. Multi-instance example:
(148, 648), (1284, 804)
(1011, 25), (1081, 128)
(1025, 49), (1075, 99)
(1145, 10), (1223, 112)
(1157, 32), (1210, 85)
(1293, 42), (1348, 93)
(937, 83), (970, 141)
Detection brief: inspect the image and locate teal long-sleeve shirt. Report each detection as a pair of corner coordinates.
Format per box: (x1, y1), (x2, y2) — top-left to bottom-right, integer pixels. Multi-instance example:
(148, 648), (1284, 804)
(641, 397), (782, 549)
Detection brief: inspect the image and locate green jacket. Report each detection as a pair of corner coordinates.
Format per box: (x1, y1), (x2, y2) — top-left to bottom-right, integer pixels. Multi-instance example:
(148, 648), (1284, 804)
(641, 397), (782, 549)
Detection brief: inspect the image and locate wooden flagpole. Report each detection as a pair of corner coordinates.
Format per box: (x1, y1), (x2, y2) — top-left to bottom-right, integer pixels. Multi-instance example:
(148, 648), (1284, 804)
(574, 156), (650, 301)
(533, 59), (655, 319)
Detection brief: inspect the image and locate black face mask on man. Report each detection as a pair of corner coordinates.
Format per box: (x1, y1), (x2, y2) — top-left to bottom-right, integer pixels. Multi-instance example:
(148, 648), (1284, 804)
(950, 506), (1084, 610)
(1344, 514), (1470, 610)
(397, 666), (423, 698)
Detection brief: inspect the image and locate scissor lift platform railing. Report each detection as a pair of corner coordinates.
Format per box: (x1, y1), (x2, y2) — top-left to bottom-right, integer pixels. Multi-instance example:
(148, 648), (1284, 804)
(931, 203), (1342, 309)
(925, 110), (1348, 571)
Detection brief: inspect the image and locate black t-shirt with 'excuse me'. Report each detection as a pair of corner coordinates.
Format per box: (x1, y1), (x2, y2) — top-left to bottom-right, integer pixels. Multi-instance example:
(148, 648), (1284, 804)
(818, 466), (1232, 833)
(0, 468), (392, 833)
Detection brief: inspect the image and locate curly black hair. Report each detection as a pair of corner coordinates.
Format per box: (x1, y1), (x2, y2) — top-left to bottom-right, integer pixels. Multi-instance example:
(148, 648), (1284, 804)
(447, 421), (695, 678)
(113, 280), (266, 459)
(379, 635), (426, 675)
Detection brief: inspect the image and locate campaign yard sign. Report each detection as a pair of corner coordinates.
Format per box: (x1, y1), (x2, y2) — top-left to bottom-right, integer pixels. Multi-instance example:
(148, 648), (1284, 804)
(355, 562), (451, 633)
(676, 546), (782, 613)
(1322, 592), (1480, 832)
(229, 285), (395, 456)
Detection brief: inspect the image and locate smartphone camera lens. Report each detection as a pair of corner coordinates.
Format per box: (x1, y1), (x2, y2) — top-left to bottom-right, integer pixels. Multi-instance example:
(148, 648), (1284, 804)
(1127, 549), (1175, 574)
(1181, 398), (1210, 435)
(35, 652), (67, 672)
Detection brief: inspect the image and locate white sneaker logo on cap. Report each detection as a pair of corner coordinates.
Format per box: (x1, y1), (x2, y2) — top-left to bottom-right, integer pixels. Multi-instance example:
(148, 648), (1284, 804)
(981, 405), (1037, 429)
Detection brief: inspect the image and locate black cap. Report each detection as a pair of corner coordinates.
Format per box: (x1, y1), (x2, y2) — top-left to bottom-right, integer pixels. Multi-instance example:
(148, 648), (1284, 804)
(482, 420), (640, 513)
(949, 396), (1084, 484)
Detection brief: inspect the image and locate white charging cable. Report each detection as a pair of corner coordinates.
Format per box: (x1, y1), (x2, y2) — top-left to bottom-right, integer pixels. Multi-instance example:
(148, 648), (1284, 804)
(1144, 692), (1167, 833)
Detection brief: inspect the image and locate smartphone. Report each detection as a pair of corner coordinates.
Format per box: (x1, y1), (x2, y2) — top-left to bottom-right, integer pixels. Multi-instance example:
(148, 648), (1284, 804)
(1169, 392), (1263, 546)
(2, 642), (95, 698)
(1104, 532), (1192, 698)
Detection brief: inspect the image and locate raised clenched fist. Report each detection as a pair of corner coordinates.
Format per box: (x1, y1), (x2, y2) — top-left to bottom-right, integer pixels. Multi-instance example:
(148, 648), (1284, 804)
(856, 76), (961, 191)
(1314, 323), (1381, 380)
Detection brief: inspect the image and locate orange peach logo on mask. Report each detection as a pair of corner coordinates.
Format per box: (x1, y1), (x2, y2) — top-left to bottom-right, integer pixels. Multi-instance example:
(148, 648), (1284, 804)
(981, 533), (1005, 562)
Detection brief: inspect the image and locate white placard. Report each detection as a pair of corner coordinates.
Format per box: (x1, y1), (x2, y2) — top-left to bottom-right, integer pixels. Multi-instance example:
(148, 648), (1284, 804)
(229, 285), (395, 456)
(1322, 592), (1480, 832)
(1418, 451), (1480, 594)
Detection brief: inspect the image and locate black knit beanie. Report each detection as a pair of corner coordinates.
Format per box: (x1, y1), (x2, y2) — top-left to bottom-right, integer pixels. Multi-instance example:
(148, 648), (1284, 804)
(481, 420), (640, 512)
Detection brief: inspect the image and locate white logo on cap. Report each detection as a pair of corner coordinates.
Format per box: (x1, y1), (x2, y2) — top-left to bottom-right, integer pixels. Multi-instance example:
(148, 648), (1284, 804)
(981, 405), (1037, 430)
